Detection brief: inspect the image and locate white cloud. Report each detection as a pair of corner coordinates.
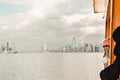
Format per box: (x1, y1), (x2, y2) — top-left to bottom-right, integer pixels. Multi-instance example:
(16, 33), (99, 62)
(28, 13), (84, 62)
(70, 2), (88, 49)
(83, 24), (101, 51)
(16, 19), (28, 30)
(80, 27), (96, 35)
(62, 14), (86, 25)
(0, 0), (105, 51)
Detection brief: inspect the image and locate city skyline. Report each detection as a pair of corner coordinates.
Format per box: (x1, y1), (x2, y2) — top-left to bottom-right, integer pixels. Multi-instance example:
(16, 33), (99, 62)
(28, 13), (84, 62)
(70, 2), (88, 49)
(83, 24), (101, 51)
(0, 0), (105, 51)
(1, 37), (104, 53)
(39, 41), (103, 53)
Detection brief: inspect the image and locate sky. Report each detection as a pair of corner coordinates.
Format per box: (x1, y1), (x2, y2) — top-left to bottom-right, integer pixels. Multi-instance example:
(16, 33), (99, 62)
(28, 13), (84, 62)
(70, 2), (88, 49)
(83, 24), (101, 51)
(0, 0), (105, 52)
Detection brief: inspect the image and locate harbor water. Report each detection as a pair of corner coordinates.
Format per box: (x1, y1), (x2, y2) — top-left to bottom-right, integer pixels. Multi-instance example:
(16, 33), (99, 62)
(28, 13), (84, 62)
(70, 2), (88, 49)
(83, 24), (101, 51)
(0, 53), (103, 80)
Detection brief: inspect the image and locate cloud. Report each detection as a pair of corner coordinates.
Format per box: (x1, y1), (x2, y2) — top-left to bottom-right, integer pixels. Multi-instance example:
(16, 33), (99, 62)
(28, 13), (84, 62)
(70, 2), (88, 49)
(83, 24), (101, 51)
(0, 0), (105, 51)
(62, 14), (86, 25)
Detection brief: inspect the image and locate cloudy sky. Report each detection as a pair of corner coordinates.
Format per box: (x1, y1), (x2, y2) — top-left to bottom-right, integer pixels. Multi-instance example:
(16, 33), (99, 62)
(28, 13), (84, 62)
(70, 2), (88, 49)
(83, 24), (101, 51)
(0, 0), (105, 52)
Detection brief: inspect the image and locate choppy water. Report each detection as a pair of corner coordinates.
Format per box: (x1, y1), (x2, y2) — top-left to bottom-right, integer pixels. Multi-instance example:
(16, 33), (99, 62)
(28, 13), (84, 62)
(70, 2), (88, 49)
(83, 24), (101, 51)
(0, 53), (103, 80)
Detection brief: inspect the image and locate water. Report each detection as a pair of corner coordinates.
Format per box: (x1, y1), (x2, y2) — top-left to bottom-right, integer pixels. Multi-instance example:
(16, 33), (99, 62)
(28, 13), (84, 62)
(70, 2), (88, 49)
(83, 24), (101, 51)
(0, 53), (103, 80)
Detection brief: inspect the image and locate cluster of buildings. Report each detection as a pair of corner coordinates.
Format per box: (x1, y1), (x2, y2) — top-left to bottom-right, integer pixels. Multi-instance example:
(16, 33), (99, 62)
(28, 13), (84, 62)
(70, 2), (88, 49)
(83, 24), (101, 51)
(49, 43), (103, 53)
(39, 37), (103, 53)
(40, 43), (103, 53)
(0, 42), (16, 53)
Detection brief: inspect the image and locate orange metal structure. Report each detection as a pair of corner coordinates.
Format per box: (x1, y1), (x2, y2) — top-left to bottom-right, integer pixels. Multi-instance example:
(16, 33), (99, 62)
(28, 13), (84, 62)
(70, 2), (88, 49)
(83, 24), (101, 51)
(93, 0), (120, 79)
(106, 0), (120, 63)
(94, 0), (120, 64)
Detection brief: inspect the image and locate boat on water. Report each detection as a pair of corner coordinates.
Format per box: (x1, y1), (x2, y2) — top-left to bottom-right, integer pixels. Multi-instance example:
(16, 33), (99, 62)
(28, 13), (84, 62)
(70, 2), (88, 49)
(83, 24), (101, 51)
(0, 51), (18, 54)
(10, 51), (18, 53)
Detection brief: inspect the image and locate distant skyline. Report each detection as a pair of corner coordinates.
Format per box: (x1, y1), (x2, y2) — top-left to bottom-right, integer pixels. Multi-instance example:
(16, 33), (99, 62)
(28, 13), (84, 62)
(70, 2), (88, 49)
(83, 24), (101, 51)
(0, 0), (105, 51)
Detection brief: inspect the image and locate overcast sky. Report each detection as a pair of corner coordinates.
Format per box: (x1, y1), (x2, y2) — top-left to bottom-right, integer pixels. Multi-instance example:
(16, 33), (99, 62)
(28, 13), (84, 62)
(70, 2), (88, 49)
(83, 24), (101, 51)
(0, 0), (105, 52)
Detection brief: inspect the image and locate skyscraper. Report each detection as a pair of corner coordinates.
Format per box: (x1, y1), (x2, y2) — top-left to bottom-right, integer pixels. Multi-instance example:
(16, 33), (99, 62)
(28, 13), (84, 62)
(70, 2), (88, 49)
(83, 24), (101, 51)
(72, 36), (76, 48)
